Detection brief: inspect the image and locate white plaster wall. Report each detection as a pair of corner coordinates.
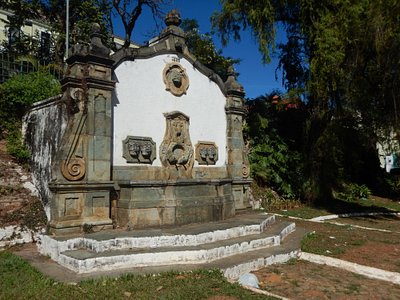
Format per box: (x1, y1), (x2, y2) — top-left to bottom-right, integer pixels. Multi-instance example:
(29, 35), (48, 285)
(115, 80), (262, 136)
(113, 54), (227, 167)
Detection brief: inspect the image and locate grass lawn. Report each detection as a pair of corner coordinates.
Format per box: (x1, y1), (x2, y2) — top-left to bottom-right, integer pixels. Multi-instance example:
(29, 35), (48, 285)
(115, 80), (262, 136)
(0, 251), (275, 300)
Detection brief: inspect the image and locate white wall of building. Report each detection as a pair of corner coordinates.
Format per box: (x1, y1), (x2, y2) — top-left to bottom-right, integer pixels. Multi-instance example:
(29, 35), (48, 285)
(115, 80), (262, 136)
(112, 54), (227, 167)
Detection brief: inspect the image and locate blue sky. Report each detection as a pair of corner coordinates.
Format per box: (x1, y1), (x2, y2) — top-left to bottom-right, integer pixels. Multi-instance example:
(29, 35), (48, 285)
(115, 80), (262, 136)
(112, 0), (285, 99)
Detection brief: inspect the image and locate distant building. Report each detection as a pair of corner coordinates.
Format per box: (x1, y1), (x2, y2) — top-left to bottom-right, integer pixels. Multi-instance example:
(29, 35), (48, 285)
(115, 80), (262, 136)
(0, 8), (52, 54)
(0, 9), (139, 82)
(112, 35), (140, 51)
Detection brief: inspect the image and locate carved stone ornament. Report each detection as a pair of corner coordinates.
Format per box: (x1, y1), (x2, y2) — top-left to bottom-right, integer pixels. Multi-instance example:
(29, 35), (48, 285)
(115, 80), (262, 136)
(160, 111), (194, 177)
(61, 155), (86, 181)
(242, 164), (250, 178)
(163, 62), (189, 96)
(122, 136), (156, 164)
(195, 142), (219, 165)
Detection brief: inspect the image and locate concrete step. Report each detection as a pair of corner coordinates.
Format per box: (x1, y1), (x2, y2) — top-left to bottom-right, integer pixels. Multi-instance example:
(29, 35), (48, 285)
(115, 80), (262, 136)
(220, 227), (308, 280)
(57, 221), (295, 273)
(38, 213), (276, 258)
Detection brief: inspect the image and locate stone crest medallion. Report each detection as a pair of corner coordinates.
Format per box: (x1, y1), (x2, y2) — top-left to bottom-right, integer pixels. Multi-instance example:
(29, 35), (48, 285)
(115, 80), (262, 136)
(163, 62), (189, 96)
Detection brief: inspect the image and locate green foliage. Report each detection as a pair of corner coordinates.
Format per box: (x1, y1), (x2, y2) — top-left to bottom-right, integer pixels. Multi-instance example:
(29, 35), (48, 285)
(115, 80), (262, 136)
(246, 95), (304, 198)
(5, 130), (31, 161)
(212, 0), (277, 63)
(1, 0), (114, 63)
(44, 0), (113, 62)
(214, 0), (400, 202)
(251, 183), (301, 211)
(0, 0), (42, 56)
(0, 71), (61, 160)
(338, 183), (372, 202)
(0, 71), (60, 123)
(181, 19), (239, 81)
(385, 176), (400, 197)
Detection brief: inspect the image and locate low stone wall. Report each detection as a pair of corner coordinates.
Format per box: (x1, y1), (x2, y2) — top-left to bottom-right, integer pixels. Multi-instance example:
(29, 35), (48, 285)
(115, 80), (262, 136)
(0, 225), (44, 248)
(23, 95), (67, 219)
(117, 179), (235, 227)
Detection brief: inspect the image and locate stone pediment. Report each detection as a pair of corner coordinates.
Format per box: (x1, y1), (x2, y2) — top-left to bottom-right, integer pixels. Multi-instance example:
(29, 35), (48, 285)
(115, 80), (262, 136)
(110, 30), (230, 96)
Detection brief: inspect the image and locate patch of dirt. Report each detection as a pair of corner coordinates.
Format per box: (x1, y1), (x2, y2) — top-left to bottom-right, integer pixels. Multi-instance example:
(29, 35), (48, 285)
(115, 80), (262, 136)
(340, 242), (400, 273)
(253, 260), (400, 300)
(293, 218), (400, 272)
(0, 139), (46, 229)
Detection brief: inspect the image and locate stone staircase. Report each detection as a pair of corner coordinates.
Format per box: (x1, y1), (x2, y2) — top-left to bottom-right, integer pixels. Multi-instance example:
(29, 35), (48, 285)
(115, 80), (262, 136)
(37, 213), (306, 280)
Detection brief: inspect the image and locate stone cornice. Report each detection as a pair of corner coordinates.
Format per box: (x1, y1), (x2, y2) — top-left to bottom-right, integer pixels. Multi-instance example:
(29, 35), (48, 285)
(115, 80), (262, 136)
(225, 106), (247, 115)
(117, 178), (233, 188)
(48, 181), (116, 192)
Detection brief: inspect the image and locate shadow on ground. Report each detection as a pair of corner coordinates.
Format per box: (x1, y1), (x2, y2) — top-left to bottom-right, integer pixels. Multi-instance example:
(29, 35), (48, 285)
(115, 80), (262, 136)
(315, 198), (399, 217)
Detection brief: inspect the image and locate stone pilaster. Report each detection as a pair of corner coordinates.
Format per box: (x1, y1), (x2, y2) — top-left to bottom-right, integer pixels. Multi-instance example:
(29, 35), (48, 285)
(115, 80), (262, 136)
(48, 24), (115, 234)
(225, 67), (252, 209)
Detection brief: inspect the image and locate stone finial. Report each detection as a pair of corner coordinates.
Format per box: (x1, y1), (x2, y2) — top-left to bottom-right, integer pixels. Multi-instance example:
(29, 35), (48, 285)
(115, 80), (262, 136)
(225, 66), (244, 94)
(158, 9), (185, 47)
(165, 9), (182, 27)
(89, 23), (110, 57)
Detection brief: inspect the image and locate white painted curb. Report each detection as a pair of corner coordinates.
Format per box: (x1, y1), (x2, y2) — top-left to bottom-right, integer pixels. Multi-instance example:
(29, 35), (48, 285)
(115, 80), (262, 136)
(310, 212), (400, 222)
(299, 252), (400, 285)
(223, 250), (299, 280)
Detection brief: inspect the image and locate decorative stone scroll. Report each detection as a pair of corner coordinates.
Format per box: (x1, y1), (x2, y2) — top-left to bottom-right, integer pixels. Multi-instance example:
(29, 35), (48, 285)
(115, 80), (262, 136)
(122, 136), (156, 164)
(195, 142), (218, 165)
(61, 156), (86, 181)
(160, 111), (194, 178)
(163, 62), (189, 96)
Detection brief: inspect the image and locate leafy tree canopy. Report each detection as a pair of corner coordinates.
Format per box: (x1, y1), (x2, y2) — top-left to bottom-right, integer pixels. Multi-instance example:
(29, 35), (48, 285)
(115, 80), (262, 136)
(213, 0), (400, 130)
(213, 0), (400, 201)
(181, 18), (239, 81)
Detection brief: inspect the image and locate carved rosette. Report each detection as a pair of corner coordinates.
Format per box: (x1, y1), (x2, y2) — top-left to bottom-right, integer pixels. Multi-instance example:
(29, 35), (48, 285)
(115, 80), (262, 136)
(61, 156), (86, 181)
(122, 136), (156, 164)
(163, 62), (189, 96)
(242, 164), (250, 178)
(195, 142), (218, 165)
(160, 111), (194, 178)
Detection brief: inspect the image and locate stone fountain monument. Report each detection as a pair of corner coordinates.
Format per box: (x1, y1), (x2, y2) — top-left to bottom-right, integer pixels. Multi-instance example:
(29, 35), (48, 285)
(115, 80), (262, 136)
(25, 10), (251, 235)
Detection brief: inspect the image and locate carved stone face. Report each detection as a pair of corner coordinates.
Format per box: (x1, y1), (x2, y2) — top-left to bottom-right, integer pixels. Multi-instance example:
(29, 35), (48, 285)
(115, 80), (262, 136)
(128, 141), (140, 158)
(123, 136), (156, 164)
(172, 119), (185, 142)
(163, 62), (189, 96)
(199, 147), (208, 159)
(168, 69), (183, 88)
(195, 142), (218, 165)
(160, 112), (194, 178)
(141, 143), (152, 158)
(208, 147), (216, 160)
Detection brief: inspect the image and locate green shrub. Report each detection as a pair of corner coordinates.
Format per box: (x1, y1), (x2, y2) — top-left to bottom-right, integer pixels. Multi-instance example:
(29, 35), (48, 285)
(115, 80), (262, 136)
(5, 130), (31, 161)
(0, 71), (61, 161)
(338, 183), (372, 201)
(246, 98), (303, 199)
